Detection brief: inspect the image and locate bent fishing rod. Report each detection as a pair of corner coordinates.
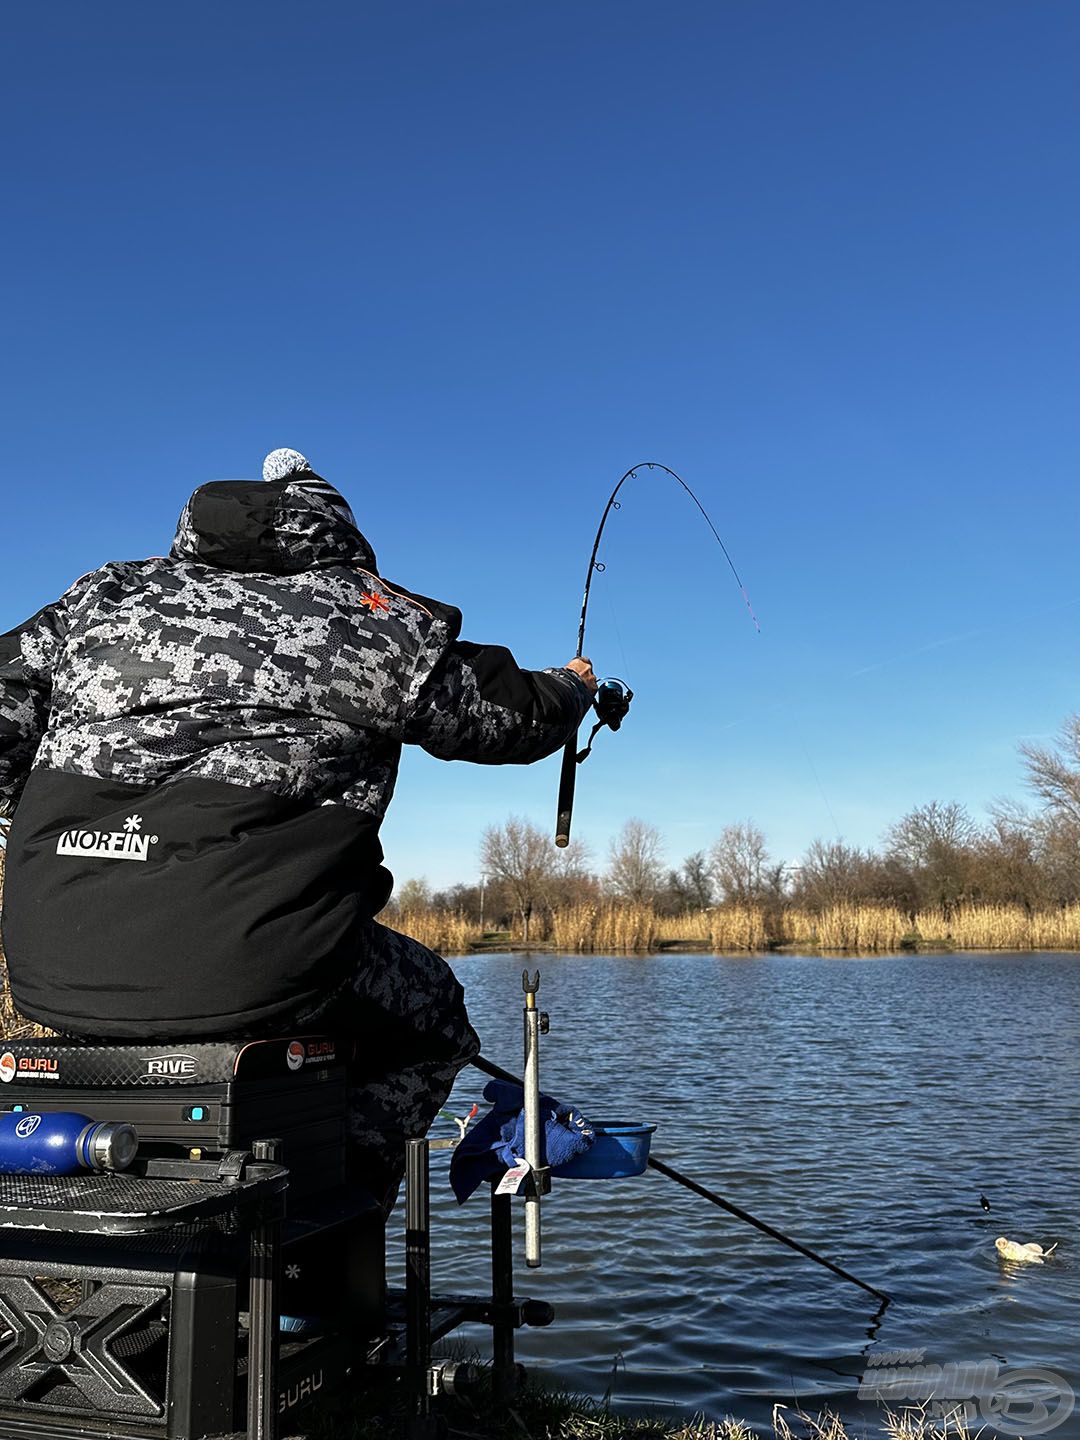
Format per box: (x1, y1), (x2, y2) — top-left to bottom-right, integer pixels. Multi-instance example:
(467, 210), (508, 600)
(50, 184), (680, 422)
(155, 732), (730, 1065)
(555, 462), (759, 846)
(471, 1052), (890, 1307)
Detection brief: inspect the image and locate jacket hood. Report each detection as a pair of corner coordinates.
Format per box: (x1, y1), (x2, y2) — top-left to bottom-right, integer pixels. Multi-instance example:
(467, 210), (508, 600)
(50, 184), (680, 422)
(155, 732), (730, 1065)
(171, 472), (378, 575)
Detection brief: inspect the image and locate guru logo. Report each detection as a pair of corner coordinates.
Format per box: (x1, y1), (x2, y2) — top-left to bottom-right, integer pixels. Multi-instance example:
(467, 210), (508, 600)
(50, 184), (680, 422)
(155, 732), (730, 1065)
(0, 1054), (15, 1085)
(286, 1042), (306, 1073)
(141, 1054), (199, 1079)
(14, 1116), (41, 1139)
(56, 815), (159, 863)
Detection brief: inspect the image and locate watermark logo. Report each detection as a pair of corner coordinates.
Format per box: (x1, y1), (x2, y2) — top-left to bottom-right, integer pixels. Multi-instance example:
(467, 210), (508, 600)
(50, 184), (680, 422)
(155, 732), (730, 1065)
(56, 815), (159, 863)
(861, 1348), (1075, 1435)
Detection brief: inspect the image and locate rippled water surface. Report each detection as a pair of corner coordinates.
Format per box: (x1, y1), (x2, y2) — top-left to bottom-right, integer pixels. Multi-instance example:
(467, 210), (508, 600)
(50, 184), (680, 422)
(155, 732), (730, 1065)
(396, 952), (1080, 1434)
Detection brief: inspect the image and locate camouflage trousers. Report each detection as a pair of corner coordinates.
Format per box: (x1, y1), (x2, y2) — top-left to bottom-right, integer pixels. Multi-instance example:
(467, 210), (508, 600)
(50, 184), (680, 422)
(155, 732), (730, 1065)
(304, 920), (479, 1216)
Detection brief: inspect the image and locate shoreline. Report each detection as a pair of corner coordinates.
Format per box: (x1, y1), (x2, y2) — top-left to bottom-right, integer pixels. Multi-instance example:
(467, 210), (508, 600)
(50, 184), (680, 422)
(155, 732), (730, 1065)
(448, 936), (1080, 957)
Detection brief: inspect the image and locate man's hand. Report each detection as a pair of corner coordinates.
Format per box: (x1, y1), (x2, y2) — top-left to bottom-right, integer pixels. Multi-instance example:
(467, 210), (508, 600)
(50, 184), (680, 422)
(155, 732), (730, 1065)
(565, 657), (598, 694)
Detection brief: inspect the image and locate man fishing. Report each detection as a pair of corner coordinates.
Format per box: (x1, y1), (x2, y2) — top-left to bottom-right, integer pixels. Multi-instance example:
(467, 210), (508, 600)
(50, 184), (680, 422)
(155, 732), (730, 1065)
(0, 447), (596, 1212)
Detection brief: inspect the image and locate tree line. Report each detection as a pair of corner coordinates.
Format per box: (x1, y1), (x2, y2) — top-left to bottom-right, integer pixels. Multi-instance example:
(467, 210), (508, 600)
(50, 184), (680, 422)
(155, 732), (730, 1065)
(384, 713), (1080, 936)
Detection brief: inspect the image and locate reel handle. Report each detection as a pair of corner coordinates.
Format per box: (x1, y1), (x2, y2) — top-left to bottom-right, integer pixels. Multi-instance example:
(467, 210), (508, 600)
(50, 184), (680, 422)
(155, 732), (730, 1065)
(554, 736), (577, 848)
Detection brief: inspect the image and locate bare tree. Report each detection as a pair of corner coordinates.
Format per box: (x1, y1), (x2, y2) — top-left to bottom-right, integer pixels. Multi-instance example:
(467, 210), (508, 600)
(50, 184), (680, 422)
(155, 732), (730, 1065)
(393, 877), (433, 913)
(479, 816), (557, 942)
(663, 851), (714, 913)
(709, 821), (782, 904)
(607, 819), (664, 903)
(1020, 717), (1080, 825)
(985, 797), (1080, 908)
(884, 800), (977, 913)
(793, 838), (868, 909)
(549, 839), (600, 910)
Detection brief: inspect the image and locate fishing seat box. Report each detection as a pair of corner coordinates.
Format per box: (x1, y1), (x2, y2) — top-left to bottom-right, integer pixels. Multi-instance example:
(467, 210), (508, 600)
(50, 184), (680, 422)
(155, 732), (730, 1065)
(0, 1034), (389, 1438)
(0, 1034), (347, 1202)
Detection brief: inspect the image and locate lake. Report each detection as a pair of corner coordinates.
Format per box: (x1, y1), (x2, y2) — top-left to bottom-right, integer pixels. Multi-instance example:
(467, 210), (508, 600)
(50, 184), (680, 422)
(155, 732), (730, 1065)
(397, 951), (1080, 1436)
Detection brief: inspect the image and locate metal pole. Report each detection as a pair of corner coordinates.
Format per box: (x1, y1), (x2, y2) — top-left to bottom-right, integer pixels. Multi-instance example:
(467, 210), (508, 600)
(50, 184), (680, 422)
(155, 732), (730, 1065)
(248, 1140), (282, 1440)
(522, 970), (544, 1268)
(490, 1185), (516, 1404)
(405, 1138), (432, 1423)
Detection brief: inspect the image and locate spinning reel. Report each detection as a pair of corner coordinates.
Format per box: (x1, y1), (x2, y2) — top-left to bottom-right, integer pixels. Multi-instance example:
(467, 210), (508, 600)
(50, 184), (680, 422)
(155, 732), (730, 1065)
(575, 677), (634, 763)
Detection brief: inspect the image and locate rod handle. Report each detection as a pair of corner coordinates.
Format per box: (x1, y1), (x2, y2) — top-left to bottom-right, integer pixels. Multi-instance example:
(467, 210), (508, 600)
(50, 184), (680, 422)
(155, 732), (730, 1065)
(555, 736), (578, 847)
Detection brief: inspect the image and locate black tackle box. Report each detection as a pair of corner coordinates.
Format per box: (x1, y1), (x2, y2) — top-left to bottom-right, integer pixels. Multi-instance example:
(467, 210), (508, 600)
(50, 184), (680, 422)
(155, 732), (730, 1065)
(0, 1034), (347, 1199)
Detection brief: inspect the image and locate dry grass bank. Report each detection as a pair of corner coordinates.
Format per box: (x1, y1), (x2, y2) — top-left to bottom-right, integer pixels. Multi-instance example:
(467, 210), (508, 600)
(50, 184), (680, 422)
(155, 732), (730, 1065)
(394, 897), (1080, 956)
(308, 1373), (983, 1440)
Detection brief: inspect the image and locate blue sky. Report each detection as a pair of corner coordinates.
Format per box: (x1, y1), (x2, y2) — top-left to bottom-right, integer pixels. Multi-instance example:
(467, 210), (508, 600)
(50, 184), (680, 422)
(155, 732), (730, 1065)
(3, 2), (1079, 887)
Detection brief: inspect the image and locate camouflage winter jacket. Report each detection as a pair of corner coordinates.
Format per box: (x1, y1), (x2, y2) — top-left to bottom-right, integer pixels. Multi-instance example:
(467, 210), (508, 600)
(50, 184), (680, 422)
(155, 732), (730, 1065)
(0, 457), (591, 1037)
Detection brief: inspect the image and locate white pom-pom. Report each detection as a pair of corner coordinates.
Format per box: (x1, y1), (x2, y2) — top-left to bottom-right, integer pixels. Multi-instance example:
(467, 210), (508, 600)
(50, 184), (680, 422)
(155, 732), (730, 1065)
(263, 448), (312, 482)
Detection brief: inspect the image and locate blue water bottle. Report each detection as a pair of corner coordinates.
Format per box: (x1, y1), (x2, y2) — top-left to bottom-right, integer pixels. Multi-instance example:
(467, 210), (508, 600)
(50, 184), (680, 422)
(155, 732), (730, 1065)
(0, 1111), (139, 1175)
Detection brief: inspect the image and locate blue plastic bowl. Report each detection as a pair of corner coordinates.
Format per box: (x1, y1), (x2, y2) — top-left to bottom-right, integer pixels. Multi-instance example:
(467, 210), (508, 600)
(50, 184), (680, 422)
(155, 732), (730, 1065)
(551, 1121), (657, 1180)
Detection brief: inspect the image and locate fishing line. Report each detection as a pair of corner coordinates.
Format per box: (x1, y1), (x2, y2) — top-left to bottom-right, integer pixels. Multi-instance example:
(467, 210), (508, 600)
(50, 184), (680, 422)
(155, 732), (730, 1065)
(556, 461), (759, 845)
(472, 1053), (891, 1307)
(572, 461), (759, 661)
(604, 586), (633, 684)
(794, 723), (843, 840)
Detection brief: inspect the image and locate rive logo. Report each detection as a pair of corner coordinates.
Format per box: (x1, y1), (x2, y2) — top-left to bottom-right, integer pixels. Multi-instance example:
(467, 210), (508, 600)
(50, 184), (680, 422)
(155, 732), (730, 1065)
(141, 1053), (199, 1079)
(56, 815), (159, 863)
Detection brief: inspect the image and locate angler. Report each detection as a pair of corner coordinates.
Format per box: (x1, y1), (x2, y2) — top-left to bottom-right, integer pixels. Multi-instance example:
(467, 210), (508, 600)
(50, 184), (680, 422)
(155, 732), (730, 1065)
(0, 446), (596, 1213)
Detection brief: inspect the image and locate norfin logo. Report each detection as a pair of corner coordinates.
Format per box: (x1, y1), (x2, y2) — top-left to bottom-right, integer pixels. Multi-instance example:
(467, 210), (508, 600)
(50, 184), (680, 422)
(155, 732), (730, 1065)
(56, 815), (159, 863)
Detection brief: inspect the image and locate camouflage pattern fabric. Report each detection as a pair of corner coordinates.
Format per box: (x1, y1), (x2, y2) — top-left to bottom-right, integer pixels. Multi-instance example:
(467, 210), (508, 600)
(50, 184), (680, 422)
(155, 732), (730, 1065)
(1, 470), (590, 821)
(298, 919), (480, 1215)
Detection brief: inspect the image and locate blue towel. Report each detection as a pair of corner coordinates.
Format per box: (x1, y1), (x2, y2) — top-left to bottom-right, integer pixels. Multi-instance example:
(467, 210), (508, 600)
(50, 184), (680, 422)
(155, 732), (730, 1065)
(449, 1079), (595, 1202)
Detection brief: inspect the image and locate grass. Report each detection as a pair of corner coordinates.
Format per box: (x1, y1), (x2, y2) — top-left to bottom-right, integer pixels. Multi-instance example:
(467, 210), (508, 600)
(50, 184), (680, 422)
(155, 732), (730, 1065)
(290, 1365), (984, 1440)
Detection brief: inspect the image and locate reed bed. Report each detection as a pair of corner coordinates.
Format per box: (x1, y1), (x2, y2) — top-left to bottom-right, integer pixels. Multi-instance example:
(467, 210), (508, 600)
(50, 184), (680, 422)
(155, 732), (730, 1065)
(783, 904), (911, 953)
(920, 901), (1080, 950)
(548, 902), (663, 952)
(398, 898), (1080, 954)
(391, 909), (482, 955)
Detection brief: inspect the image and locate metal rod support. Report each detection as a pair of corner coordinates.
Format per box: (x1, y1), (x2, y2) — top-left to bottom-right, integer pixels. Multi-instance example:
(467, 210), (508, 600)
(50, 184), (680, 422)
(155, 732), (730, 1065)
(248, 1140), (282, 1440)
(522, 971), (543, 1268)
(405, 1138), (432, 1421)
(490, 1185), (516, 1404)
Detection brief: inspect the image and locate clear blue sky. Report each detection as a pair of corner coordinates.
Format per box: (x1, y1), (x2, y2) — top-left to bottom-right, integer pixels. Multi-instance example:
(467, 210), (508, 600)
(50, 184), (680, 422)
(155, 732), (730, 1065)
(3, 2), (1078, 887)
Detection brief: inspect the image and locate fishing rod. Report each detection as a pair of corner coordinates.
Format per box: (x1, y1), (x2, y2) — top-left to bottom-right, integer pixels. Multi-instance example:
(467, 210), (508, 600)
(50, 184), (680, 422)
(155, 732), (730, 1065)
(555, 462), (758, 846)
(471, 1052), (891, 1307)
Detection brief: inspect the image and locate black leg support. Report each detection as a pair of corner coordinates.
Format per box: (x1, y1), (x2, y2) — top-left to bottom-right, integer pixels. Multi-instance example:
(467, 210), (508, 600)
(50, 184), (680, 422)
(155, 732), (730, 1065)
(490, 1185), (517, 1405)
(248, 1142), (283, 1440)
(405, 1138), (438, 1436)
